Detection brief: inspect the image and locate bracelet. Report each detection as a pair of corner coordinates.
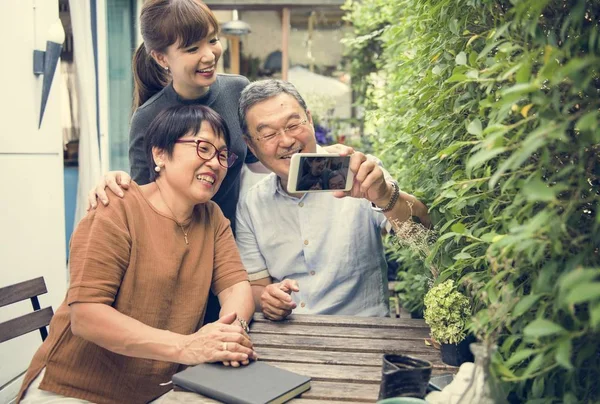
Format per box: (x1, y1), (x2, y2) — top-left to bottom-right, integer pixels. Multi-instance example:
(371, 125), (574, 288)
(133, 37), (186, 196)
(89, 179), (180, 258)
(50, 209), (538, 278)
(371, 181), (400, 213)
(237, 317), (250, 333)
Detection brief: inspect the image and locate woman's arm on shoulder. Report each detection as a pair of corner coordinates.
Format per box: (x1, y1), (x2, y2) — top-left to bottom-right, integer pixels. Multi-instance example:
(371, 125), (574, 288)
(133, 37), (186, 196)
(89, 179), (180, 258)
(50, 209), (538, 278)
(87, 171), (132, 210)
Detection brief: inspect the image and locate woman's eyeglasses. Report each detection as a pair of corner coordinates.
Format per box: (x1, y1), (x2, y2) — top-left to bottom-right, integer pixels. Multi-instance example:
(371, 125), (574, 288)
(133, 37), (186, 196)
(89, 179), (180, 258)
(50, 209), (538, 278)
(175, 139), (238, 168)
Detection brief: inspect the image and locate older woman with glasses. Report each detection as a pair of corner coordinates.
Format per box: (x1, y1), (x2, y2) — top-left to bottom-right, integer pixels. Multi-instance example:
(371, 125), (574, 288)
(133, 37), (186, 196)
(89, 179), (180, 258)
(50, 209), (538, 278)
(17, 105), (256, 404)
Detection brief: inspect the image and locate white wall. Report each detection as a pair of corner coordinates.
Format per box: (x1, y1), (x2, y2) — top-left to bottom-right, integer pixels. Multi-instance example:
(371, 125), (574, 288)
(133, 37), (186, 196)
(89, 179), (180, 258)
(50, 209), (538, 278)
(0, 0), (67, 402)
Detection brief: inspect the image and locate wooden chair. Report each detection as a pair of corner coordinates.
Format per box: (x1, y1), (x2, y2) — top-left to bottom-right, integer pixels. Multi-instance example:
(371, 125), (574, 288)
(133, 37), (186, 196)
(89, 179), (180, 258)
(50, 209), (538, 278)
(0, 277), (54, 343)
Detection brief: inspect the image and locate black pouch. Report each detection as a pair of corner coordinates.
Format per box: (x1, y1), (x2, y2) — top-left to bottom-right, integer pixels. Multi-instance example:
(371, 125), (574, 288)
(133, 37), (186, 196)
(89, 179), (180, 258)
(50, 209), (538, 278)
(378, 354), (432, 400)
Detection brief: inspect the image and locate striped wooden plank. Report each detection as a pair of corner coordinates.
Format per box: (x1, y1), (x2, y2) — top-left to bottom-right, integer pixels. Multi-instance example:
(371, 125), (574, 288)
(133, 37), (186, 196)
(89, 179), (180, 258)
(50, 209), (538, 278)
(264, 361), (454, 384)
(251, 333), (437, 355)
(250, 322), (430, 340)
(254, 347), (452, 370)
(252, 313), (428, 329)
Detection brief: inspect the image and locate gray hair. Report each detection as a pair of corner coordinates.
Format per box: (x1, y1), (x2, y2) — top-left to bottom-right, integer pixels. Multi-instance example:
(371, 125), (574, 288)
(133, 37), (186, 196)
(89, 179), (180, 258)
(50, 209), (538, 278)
(238, 79), (308, 140)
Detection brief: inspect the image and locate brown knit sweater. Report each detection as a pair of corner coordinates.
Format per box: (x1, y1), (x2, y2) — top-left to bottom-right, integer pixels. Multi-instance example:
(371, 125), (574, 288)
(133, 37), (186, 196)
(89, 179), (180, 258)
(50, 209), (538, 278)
(18, 182), (248, 404)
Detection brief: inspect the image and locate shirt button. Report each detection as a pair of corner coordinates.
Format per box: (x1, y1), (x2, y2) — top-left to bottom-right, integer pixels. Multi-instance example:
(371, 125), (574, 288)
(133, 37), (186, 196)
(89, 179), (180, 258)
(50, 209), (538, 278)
(304, 240), (309, 245)
(299, 202), (304, 207)
(300, 302), (306, 308)
(310, 271), (315, 276)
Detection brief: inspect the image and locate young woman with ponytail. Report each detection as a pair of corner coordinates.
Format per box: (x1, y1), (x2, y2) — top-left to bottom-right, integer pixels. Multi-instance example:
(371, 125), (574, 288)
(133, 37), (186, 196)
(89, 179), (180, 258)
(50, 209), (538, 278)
(126, 0), (257, 228)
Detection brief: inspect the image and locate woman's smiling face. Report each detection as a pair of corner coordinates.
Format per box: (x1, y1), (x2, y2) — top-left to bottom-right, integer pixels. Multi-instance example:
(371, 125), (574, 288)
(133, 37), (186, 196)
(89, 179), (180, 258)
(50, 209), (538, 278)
(153, 30), (223, 99)
(156, 122), (228, 205)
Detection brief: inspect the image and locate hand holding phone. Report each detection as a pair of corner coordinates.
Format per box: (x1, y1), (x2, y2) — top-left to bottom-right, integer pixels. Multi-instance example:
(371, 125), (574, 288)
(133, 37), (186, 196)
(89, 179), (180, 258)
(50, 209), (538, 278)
(287, 153), (354, 193)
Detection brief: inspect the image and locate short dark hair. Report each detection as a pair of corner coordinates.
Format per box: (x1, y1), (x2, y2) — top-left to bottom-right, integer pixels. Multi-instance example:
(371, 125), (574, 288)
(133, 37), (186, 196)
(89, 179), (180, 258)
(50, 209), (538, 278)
(238, 79), (308, 140)
(328, 170), (346, 186)
(145, 105), (230, 181)
(298, 176), (324, 191)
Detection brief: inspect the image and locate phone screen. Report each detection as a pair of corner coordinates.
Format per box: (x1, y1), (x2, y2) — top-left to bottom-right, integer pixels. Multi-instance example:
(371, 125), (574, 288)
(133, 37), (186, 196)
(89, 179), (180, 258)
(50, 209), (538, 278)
(295, 155), (351, 191)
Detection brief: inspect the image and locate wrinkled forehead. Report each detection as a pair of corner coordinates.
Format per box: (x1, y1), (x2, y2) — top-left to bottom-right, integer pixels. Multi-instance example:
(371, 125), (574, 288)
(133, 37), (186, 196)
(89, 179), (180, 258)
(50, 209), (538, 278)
(247, 93), (305, 122)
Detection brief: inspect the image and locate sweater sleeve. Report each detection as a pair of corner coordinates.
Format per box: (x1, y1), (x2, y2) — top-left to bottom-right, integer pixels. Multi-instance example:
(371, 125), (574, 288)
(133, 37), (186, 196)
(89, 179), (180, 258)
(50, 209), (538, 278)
(209, 203), (249, 295)
(129, 110), (151, 185)
(67, 204), (132, 305)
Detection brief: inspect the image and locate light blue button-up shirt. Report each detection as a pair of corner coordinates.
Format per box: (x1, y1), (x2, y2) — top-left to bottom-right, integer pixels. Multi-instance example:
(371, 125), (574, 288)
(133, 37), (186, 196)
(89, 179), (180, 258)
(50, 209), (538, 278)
(236, 173), (389, 317)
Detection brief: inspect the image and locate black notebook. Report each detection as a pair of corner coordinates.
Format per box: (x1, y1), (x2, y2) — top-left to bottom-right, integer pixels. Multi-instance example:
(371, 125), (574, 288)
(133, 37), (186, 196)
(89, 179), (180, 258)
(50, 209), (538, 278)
(172, 361), (311, 404)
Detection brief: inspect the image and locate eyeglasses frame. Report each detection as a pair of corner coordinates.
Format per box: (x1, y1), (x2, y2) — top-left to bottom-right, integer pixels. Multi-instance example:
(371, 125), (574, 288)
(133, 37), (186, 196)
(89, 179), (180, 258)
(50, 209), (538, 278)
(174, 139), (238, 168)
(253, 118), (309, 143)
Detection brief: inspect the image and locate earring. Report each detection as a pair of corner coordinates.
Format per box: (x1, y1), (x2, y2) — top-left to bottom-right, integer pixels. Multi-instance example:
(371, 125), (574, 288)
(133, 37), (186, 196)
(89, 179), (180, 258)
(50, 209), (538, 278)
(164, 66), (169, 71)
(154, 165), (161, 173)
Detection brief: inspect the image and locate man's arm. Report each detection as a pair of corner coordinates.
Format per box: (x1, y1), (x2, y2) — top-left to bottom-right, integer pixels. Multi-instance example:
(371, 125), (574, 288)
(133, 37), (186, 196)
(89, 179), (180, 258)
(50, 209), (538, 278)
(373, 185), (431, 229)
(333, 151), (431, 229)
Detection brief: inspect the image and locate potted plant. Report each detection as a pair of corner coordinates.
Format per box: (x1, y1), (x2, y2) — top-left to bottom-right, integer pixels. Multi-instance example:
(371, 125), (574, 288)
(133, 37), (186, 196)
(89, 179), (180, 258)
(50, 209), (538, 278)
(424, 280), (474, 366)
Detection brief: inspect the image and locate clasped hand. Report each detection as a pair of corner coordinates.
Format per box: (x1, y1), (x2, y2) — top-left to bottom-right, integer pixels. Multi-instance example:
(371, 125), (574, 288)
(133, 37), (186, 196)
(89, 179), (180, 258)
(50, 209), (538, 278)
(179, 312), (257, 367)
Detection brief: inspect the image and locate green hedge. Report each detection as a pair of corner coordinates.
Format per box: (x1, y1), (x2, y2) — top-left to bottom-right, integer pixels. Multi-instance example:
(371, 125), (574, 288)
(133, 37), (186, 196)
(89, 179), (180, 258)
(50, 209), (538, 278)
(343, 0), (600, 401)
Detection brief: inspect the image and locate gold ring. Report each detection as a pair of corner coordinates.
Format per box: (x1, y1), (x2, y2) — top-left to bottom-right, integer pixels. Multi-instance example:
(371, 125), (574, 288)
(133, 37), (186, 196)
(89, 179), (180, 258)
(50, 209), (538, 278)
(223, 342), (227, 351)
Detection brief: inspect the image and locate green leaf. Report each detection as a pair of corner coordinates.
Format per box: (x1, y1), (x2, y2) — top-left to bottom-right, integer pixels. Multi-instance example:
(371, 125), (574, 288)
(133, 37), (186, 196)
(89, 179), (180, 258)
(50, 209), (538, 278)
(555, 339), (573, 370)
(523, 176), (556, 202)
(438, 141), (477, 158)
(590, 303), (600, 329)
(467, 147), (506, 170)
(466, 118), (482, 135)
(432, 65), (442, 75)
(466, 69), (479, 79)
(513, 294), (542, 317)
(559, 268), (599, 294)
(494, 362), (516, 379)
(480, 232), (499, 242)
(523, 318), (566, 338)
(445, 73), (467, 83)
(516, 59), (532, 83)
(455, 52), (467, 65)
(552, 56), (600, 84)
(500, 83), (539, 97)
(451, 223), (466, 234)
(575, 111), (598, 132)
(505, 348), (537, 367)
(565, 283), (600, 305)
(453, 252), (473, 260)
(522, 353), (545, 378)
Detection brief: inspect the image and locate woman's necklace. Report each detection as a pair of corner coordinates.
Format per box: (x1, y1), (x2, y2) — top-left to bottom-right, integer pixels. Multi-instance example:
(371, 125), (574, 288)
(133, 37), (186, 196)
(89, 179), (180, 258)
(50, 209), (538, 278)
(155, 182), (193, 245)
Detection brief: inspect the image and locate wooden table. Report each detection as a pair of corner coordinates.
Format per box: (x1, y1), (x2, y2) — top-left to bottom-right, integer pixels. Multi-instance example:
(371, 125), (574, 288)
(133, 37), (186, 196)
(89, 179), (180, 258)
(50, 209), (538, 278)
(157, 313), (455, 403)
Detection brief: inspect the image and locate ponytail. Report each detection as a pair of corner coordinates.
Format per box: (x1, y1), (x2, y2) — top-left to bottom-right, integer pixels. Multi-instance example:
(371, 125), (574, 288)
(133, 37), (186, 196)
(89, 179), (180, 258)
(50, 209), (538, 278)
(132, 42), (170, 111)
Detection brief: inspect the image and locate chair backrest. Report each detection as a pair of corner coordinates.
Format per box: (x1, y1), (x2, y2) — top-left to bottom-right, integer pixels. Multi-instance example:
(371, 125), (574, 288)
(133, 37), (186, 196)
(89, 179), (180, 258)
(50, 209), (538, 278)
(0, 277), (54, 343)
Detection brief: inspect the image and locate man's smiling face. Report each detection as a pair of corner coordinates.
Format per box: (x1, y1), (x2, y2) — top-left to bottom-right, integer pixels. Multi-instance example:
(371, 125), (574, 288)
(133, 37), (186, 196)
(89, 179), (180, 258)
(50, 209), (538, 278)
(245, 93), (317, 188)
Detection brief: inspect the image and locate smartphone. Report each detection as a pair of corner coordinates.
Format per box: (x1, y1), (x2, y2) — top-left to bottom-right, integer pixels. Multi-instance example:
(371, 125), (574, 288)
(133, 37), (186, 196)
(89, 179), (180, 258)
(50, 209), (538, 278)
(287, 153), (354, 193)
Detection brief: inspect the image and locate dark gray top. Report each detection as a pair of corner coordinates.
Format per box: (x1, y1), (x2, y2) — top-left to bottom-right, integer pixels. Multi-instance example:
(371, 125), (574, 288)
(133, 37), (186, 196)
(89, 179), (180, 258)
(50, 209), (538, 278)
(129, 74), (256, 232)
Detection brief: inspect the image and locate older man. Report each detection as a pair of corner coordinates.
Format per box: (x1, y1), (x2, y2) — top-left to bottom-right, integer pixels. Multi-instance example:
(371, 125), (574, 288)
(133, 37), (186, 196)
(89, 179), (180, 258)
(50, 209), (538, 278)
(236, 79), (430, 321)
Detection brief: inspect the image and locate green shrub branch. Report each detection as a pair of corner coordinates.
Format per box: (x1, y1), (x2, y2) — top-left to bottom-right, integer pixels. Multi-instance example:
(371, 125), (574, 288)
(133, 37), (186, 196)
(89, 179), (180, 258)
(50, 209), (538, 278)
(344, 0), (600, 401)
